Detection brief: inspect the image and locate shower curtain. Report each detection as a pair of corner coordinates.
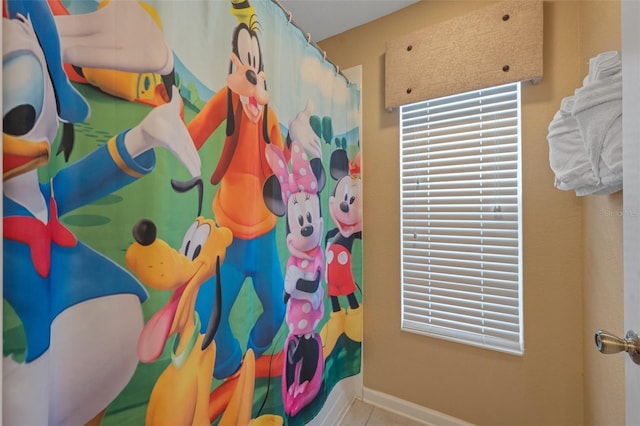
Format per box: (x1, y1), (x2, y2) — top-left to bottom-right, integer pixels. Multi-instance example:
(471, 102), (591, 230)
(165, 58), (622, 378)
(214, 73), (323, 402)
(2, 0), (362, 424)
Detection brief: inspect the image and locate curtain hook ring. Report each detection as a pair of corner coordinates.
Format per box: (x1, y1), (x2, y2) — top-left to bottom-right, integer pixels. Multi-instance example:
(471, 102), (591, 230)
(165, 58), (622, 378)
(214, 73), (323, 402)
(306, 33), (311, 46)
(287, 11), (292, 24)
(335, 65), (340, 76)
(323, 51), (326, 63)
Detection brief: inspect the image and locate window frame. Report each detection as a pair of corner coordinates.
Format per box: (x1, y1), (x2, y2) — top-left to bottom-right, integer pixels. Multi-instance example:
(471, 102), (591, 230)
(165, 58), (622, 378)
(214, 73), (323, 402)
(399, 82), (524, 356)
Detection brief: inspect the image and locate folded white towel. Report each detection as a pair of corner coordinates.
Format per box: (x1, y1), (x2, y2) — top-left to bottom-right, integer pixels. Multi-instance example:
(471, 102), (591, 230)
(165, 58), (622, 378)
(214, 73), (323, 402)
(547, 51), (623, 196)
(548, 97), (599, 191)
(572, 73), (622, 188)
(585, 51), (622, 83)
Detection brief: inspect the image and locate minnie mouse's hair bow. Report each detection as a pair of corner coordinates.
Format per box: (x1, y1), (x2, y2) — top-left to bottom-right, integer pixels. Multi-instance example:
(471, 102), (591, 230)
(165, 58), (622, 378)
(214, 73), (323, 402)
(265, 141), (319, 203)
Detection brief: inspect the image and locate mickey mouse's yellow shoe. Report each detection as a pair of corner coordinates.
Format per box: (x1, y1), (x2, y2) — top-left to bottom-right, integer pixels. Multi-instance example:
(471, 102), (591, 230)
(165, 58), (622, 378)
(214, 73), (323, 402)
(344, 305), (363, 342)
(320, 309), (346, 359)
(250, 414), (284, 426)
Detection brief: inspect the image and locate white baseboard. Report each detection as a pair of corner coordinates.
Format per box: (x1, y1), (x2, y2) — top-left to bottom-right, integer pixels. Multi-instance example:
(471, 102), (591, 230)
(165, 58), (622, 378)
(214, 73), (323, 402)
(307, 374), (363, 426)
(362, 387), (473, 426)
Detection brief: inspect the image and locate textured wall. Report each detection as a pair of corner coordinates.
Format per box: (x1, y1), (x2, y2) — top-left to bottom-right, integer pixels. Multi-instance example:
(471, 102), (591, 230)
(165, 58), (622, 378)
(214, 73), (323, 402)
(578, 2), (624, 425)
(319, 1), (622, 424)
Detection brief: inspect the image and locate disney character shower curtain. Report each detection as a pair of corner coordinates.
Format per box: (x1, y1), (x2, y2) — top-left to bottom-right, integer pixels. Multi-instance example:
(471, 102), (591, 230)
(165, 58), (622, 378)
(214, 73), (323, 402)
(2, 0), (363, 424)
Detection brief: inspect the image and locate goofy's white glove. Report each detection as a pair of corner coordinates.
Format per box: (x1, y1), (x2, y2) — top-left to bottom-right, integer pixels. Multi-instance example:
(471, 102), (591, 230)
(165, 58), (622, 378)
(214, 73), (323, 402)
(288, 99), (322, 160)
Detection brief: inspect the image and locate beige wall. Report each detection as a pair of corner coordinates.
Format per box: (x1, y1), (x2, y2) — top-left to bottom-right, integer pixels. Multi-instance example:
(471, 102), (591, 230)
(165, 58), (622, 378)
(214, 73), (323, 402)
(579, 2), (625, 425)
(320, 1), (623, 424)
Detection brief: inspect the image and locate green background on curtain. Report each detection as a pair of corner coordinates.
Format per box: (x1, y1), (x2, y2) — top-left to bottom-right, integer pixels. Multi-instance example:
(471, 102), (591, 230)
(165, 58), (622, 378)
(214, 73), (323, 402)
(2, 0), (362, 424)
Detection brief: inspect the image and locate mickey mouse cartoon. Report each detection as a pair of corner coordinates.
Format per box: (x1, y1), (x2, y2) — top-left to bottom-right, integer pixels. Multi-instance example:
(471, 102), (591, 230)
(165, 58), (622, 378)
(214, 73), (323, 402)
(321, 149), (363, 358)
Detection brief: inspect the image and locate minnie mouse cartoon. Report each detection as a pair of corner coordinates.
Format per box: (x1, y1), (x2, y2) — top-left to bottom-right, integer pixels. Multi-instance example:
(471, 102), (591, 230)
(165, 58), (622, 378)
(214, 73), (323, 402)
(321, 149), (363, 358)
(263, 140), (326, 417)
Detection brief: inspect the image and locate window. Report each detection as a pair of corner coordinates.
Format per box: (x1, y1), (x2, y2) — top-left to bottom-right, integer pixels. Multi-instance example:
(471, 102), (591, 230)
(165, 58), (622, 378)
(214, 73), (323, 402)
(400, 82), (523, 355)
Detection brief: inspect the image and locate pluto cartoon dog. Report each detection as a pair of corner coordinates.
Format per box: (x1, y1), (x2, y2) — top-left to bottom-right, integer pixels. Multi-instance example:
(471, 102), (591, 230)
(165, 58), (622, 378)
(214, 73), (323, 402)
(126, 215), (232, 426)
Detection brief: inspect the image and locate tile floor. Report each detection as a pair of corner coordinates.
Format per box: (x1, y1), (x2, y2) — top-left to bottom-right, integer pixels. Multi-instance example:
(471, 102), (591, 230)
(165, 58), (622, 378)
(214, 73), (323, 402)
(339, 399), (424, 426)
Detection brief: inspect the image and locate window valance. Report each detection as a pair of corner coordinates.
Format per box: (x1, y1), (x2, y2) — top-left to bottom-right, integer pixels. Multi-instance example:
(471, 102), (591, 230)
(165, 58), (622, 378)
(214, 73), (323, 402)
(385, 0), (543, 110)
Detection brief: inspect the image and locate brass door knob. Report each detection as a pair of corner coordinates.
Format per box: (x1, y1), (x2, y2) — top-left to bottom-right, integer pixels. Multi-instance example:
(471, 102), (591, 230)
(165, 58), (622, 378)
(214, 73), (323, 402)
(595, 329), (640, 364)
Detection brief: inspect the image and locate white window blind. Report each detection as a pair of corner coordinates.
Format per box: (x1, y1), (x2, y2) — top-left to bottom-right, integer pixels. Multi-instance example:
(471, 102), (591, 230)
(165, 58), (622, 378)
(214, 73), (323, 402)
(400, 82), (523, 355)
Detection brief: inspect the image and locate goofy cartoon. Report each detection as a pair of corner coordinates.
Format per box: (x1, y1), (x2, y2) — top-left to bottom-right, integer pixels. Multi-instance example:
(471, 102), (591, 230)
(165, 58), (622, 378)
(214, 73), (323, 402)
(187, 0), (321, 380)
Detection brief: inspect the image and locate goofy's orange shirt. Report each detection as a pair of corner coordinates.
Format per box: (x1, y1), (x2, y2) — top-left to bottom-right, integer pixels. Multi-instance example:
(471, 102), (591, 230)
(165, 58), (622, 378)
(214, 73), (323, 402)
(188, 87), (288, 240)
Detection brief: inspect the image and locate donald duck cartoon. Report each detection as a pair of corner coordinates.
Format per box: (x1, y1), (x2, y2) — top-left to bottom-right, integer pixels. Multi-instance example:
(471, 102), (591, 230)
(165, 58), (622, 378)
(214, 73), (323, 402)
(2, 1), (200, 424)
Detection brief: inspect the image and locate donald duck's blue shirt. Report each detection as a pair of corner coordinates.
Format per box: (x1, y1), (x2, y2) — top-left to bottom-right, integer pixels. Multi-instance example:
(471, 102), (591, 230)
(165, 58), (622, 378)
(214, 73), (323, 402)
(4, 132), (152, 361)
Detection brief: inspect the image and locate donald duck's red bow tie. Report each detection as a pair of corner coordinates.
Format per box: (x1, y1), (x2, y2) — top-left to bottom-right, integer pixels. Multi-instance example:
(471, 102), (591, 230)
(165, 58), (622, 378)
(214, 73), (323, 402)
(4, 197), (77, 278)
